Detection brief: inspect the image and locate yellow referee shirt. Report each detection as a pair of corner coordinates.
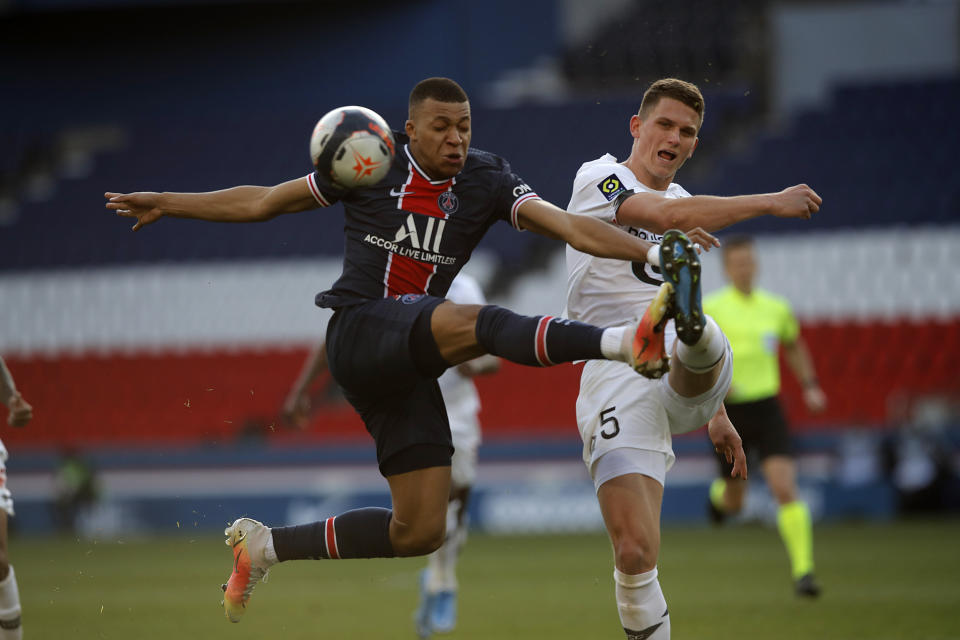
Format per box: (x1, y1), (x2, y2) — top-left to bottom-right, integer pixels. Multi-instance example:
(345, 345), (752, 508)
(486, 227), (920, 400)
(703, 285), (799, 404)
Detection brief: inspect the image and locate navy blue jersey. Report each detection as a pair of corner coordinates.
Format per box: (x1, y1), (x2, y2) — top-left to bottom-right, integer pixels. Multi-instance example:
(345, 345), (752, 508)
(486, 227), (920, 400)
(308, 132), (540, 308)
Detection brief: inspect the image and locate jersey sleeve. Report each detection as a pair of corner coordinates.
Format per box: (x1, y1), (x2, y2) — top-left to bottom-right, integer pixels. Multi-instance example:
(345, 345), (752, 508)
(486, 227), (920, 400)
(305, 171), (345, 208)
(777, 296), (800, 344)
(491, 160), (541, 231)
(568, 162), (638, 222)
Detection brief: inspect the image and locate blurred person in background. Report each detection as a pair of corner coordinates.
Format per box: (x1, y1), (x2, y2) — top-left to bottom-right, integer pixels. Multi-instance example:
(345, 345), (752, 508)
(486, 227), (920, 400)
(106, 77), (717, 625)
(283, 273), (498, 639)
(564, 78), (821, 638)
(53, 447), (99, 535)
(704, 234), (826, 597)
(0, 356), (31, 639)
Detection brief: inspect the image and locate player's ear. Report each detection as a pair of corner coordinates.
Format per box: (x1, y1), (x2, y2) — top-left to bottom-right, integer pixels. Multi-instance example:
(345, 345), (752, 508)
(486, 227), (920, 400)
(405, 119), (416, 140)
(688, 136), (699, 159)
(629, 114), (642, 138)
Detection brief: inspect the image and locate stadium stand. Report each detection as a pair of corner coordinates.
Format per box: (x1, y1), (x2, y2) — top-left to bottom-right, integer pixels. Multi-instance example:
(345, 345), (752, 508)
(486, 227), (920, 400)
(1, 0), (957, 535)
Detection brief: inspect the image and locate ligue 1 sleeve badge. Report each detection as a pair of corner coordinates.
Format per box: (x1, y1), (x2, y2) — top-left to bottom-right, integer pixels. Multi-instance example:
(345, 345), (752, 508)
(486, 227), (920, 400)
(438, 190), (459, 214)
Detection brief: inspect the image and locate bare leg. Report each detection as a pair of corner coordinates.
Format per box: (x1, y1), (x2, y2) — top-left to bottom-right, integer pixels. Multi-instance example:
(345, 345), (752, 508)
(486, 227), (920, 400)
(598, 473), (671, 638)
(430, 302), (485, 365)
(762, 455), (798, 505)
(386, 466), (452, 556)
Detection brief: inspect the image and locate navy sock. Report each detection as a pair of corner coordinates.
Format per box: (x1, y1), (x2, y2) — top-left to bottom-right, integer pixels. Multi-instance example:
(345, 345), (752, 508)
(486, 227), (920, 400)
(475, 305), (604, 366)
(272, 507), (395, 560)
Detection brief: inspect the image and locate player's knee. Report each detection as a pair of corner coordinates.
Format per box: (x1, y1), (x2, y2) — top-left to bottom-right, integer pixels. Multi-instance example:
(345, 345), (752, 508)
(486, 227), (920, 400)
(612, 536), (659, 574)
(391, 518), (446, 556)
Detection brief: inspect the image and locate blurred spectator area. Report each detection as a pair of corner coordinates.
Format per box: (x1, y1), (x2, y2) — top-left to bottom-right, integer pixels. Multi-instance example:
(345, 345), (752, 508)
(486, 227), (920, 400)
(2, 316), (958, 449)
(2, 77), (958, 269)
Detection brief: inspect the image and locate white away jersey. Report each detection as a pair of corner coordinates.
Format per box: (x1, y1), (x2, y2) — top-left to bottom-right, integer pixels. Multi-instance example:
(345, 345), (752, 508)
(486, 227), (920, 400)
(565, 154), (691, 328)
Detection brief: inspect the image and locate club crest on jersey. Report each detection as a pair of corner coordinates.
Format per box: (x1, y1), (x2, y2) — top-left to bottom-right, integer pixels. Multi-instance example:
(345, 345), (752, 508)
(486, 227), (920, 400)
(597, 174), (626, 201)
(397, 293), (425, 304)
(437, 190), (459, 214)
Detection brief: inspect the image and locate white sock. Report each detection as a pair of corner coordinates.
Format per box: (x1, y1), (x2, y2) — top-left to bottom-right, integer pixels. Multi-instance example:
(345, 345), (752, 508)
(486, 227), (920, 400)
(601, 326), (630, 362)
(425, 499), (466, 593)
(263, 531), (279, 565)
(676, 315), (725, 373)
(0, 566), (22, 640)
(614, 567), (671, 639)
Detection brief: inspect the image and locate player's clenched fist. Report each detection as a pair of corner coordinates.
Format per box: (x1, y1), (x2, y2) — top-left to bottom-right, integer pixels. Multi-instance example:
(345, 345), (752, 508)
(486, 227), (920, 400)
(771, 184), (822, 219)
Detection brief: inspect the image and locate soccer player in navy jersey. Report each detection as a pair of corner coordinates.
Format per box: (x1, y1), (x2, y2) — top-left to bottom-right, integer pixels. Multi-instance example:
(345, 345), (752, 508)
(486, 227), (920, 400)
(105, 77), (735, 624)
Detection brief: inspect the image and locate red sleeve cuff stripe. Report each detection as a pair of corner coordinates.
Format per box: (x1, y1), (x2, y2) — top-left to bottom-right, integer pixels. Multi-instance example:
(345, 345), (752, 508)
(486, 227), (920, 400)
(306, 173), (331, 207)
(324, 516), (340, 559)
(534, 315), (555, 366)
(511, 193), (541, 230)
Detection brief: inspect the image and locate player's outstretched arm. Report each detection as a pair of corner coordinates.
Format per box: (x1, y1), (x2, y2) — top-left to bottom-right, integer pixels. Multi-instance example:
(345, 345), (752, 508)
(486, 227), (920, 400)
(708, 404), (747, 479)
(282, 342), (330, 429)
(105, 176), (319, 231)
(783, 338), (827, 414)
(516, 199), (719, 263)
(617, 184), (823, 234)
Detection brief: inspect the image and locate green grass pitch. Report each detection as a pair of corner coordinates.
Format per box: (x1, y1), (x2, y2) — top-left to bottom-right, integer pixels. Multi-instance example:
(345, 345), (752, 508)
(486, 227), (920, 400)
(16, 518), (960, 639)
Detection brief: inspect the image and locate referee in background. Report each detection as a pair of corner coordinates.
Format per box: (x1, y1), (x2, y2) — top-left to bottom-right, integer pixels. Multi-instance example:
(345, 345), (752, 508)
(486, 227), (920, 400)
(704, 235), (826, 597)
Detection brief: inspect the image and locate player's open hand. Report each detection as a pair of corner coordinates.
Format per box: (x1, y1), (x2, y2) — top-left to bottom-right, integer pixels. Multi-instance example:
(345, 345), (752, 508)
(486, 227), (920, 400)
(281, 389), (311, 430)
(6, 391), (32, 427)
(684, 227), (720, 253)
(105, 192), (164, 231)
(772, 184), (822, 219)
(803, 386), (827, 414)
(708, 411), (748, 479)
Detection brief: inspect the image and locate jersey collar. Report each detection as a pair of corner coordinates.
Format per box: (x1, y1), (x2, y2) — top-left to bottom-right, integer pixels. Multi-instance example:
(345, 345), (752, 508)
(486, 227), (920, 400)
(404, 145), (458, 186)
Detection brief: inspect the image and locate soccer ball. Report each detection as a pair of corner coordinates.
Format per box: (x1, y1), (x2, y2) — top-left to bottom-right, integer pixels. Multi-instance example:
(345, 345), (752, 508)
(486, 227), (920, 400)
(310, 106), (395, 188)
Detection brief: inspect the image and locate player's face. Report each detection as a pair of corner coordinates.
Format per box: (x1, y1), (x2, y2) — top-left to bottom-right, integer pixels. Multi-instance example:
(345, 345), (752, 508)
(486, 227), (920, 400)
(724, 245), (756, 292)
(406, 98), (472, 180)
(629, 97), (700, 189)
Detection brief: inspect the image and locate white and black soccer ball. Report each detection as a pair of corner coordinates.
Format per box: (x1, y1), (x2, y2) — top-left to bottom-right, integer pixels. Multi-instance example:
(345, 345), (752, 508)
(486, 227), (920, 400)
(310, 106), (395, 188)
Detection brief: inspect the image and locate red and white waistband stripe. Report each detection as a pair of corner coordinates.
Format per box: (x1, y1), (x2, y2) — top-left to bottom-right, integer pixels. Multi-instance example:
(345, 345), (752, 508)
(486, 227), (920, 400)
(534, 315), (555, 366)
(324, 516), (340, 559)
(306, 173), (332, 208)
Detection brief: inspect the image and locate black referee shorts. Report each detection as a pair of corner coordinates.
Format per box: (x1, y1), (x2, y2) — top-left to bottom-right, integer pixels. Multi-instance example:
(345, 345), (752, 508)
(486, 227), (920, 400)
(717, 395), (793, 476)
(325, 295), (454, 476)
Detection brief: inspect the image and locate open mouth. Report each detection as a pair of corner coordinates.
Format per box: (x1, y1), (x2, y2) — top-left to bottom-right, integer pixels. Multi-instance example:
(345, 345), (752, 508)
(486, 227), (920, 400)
(657, 150), (677, 161)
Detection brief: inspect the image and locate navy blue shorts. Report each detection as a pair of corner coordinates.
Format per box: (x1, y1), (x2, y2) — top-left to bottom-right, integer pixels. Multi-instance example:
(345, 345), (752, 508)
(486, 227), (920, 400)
(716, 395), (792, 476)
(325, 295), (454, 474)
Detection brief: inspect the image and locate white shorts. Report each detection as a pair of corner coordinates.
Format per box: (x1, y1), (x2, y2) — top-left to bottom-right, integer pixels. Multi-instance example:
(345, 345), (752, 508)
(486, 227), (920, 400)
(449, 414), (480, 490)
(0, 439), (12, 517)
(576, 337), (732, 488)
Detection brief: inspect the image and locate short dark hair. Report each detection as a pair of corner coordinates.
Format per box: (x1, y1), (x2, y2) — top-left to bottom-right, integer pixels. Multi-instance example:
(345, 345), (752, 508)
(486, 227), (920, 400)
(638, 78), (705, 126)
(409, 77), (469, 117)
(722, 234), (754, 257)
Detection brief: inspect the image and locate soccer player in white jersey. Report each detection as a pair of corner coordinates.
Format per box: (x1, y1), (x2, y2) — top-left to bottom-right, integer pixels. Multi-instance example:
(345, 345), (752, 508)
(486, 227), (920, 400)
(412, 273), (498, 638)
(282, 273), (498, 639)
(564, 78), (822, 639)
(0, 356), (32, 640)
